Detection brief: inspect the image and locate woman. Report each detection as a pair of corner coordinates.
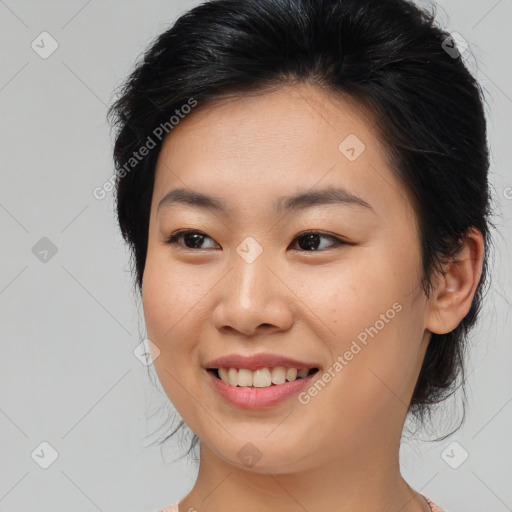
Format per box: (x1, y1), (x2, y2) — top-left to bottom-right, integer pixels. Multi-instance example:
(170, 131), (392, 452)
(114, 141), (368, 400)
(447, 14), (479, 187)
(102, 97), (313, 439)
(108, 0), (492, 510)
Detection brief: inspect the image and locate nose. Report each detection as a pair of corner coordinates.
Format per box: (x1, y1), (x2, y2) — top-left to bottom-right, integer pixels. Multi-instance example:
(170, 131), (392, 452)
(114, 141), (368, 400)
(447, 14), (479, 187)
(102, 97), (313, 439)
(210, 252), (295, 337)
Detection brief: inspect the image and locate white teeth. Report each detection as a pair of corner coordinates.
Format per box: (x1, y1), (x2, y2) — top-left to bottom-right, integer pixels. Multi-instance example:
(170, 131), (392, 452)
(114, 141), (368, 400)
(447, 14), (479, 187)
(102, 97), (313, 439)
(228, 367), (238, 386)
(297, 368), (309, 378)
(215, 366), (314, 387)
(253, 368), (272, 387)
(271, 366), (286, 384)
(218, 367), (229, 382)
(238, 368), (253, 387)
(286, 368), (297, 381)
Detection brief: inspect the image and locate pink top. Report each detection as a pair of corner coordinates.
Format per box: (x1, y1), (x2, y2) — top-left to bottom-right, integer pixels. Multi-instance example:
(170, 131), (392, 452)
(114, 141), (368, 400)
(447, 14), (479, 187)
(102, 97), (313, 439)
(158, 495), (445, 511)
(158, 505), (179, 512)
(424, 496), (446, 512)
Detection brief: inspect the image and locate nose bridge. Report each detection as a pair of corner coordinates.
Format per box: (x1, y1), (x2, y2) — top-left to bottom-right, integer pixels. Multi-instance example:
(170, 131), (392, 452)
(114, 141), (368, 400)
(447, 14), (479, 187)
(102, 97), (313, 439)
(231, 237), (275, 310)
(235, 249), (270, 305)
(210, 237), (294, 335)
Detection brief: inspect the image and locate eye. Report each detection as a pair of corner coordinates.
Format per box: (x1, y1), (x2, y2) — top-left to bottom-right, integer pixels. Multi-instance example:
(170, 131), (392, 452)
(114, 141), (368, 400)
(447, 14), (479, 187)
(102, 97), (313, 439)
(290, 230), (346, 251)
(165, 229), (220, 250)
(164, 229), (347, 251)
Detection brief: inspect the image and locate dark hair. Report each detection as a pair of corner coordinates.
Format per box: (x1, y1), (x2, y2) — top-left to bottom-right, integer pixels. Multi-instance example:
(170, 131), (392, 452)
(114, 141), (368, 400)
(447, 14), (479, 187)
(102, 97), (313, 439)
(107, 0), (494, 457)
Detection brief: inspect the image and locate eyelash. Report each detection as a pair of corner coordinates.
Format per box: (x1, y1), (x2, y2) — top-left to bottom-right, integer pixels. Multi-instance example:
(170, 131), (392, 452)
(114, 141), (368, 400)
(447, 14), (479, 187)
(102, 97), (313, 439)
(164, 229), (348, 252)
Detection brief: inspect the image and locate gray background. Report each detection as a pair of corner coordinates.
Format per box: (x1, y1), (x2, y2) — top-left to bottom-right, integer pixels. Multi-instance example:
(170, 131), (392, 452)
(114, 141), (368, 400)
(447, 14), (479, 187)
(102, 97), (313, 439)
(0, 1), (511, 511)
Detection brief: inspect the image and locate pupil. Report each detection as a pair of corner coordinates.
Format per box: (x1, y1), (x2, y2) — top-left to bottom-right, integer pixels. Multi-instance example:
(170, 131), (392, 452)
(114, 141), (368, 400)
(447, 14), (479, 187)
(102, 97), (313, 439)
(185, 233), (203, 248)
(299, 233), (320, 251)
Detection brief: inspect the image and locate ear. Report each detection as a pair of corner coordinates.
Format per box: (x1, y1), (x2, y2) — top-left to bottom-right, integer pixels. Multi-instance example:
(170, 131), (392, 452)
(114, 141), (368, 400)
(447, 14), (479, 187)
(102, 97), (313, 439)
(425, 227), (485, 335)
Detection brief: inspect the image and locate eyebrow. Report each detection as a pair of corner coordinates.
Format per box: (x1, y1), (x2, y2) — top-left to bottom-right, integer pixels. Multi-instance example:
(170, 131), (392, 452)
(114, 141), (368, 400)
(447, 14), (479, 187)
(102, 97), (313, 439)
(157, 186), (374, 215)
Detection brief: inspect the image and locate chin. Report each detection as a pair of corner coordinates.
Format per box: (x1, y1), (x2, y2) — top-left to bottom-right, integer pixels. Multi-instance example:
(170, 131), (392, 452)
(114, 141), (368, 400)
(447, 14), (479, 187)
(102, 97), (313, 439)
(210, 436), (314, 474)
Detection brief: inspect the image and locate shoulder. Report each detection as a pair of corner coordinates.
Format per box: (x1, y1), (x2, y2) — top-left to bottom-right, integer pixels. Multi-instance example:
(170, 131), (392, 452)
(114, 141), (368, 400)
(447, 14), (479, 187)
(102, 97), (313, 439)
(157, 499), (447, 512)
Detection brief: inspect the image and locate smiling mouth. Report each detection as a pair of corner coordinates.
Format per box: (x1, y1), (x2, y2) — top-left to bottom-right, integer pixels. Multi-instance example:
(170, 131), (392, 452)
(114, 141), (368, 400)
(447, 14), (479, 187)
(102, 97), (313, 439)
(207, 367), (319, 388)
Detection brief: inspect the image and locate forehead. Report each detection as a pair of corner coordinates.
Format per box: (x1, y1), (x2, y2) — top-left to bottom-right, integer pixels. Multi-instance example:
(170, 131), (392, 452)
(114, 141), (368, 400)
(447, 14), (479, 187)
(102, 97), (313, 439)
(152, 83), (412, 218)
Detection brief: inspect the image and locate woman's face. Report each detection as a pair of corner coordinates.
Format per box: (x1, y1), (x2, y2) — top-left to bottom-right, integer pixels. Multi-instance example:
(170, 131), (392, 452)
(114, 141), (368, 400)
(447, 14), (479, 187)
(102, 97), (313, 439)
(142, 83), (432, 473)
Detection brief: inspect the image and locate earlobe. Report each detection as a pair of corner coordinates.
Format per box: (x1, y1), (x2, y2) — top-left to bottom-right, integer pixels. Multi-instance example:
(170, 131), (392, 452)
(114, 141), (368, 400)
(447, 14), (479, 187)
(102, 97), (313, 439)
(425, 228), (485, 335)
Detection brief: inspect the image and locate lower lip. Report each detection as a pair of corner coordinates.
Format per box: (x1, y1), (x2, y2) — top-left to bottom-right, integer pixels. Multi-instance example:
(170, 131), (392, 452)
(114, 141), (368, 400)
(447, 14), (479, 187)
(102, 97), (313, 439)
(206, 369), (317, 409)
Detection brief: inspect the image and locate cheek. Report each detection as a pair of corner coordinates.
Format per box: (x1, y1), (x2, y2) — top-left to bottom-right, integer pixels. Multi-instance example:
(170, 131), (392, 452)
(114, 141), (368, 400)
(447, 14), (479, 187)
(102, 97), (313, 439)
(142, 261), (177, 344)
(296, 253), (409, 339)
(295, 253), (424, 413)
(141, 255), (208, 414)
(142, 252), (206, 341)
(141, 256), (199, 389)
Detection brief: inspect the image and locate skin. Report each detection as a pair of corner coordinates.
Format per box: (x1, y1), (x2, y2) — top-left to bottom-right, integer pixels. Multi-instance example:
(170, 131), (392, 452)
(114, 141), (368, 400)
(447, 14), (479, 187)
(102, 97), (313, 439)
(142, 83), (485, 512)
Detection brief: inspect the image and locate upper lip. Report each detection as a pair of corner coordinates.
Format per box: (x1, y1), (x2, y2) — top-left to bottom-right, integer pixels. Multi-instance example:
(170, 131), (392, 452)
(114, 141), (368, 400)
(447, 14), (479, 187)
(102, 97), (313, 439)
(204, 353), (320, 371)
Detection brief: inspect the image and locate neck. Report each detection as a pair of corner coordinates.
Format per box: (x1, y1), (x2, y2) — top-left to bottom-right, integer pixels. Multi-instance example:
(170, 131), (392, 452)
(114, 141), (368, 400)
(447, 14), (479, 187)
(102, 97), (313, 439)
(177, 432), (430, 512)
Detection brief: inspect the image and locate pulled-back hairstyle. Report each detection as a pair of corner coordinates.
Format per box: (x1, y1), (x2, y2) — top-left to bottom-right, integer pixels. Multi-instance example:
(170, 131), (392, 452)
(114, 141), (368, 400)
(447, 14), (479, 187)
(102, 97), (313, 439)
(107, 0), (493, 455)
